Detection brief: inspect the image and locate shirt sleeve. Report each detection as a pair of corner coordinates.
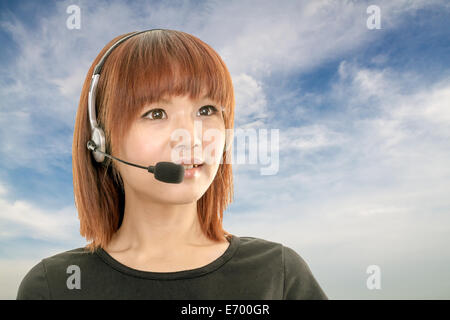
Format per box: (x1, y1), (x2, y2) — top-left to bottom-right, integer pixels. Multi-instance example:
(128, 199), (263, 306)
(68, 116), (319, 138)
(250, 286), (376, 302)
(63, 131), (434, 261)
(16, 260), (51, 300)
(282, 246), (328, 300)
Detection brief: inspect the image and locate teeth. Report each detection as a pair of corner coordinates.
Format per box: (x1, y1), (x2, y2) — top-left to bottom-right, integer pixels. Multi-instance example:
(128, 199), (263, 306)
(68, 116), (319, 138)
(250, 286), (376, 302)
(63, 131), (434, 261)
(180, 163), (203, 169)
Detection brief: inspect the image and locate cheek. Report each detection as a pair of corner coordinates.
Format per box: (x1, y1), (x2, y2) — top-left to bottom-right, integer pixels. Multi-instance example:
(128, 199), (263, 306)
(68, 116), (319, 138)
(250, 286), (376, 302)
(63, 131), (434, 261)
(202, 128), (226, 165)
(124, 127), (166, 164)
(117, 132), (159, 189)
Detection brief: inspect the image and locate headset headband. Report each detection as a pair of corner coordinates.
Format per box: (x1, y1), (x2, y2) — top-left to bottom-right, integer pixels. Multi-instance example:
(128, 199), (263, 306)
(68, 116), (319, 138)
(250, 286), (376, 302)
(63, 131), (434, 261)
(87, 29), (163, 163)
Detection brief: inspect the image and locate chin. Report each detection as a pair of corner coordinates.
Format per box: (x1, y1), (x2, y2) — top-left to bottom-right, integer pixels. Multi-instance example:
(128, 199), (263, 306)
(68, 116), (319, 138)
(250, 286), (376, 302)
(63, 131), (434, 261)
(159, 185), (208, 203)
(168, 192), (204, 204)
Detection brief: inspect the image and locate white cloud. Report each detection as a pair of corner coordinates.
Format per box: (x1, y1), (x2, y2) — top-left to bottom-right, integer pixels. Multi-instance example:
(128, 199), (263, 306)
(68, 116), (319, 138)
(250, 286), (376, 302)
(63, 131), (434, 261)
(0, 180), (80, 242)
(279, 124), (349, 154)
(233, 73), (269, 127)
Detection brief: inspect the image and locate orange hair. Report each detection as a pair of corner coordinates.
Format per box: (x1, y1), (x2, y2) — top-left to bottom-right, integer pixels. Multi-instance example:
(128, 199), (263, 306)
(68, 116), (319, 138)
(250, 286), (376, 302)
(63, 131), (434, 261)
(72, 29), (235, 253)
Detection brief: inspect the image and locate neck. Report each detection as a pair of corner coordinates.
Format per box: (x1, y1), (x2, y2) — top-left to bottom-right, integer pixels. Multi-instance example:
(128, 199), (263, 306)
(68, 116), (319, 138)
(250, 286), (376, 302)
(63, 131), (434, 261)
(107, 192), (213, 254)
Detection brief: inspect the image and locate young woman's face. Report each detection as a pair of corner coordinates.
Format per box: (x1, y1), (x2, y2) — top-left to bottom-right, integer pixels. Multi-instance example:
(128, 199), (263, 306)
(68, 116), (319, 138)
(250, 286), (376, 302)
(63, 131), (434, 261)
(116, 93), (226, 204)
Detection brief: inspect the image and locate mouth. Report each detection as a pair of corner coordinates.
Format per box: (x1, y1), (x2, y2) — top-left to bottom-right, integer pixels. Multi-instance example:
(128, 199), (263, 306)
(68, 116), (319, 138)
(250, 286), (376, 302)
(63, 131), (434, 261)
(182, 163), (205, 179)
(181, 163), (204, 170)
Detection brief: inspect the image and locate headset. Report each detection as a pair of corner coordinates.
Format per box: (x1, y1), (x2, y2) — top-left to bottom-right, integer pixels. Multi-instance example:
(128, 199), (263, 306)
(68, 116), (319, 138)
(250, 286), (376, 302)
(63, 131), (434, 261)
(86, 29), (187, 183)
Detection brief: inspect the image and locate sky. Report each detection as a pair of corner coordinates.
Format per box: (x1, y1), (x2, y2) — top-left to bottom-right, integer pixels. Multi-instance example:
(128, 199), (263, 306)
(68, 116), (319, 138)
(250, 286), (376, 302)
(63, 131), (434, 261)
(1, 0), (450, 299)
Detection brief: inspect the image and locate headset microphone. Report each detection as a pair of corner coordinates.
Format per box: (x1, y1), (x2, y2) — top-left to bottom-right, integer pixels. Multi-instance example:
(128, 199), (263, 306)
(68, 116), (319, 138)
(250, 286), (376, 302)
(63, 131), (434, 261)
(86, 29), (185, 184)
(86, 140), (184, 184)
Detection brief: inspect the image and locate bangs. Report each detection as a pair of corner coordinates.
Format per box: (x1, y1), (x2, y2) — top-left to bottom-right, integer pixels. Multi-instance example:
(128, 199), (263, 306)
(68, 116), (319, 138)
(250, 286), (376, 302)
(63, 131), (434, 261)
(107, 30), (233, 119)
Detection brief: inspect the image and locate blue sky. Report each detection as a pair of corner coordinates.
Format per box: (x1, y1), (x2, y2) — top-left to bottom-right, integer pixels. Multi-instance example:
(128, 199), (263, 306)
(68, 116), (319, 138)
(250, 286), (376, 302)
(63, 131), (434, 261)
(1, 0), (450, 299)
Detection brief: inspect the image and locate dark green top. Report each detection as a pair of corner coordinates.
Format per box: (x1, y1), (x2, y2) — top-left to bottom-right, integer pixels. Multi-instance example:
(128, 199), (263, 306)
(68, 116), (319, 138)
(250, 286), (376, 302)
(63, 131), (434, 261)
(16, 235), (328, 300)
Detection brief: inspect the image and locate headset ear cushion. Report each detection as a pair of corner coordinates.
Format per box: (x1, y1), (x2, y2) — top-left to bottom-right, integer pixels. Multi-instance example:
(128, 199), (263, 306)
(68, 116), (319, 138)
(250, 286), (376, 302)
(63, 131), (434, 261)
(90, 126), (106, 163)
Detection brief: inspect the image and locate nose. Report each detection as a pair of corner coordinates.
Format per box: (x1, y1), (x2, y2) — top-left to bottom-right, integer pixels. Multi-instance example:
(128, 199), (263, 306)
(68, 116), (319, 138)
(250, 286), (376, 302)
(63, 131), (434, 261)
(170, 111), (203, 157)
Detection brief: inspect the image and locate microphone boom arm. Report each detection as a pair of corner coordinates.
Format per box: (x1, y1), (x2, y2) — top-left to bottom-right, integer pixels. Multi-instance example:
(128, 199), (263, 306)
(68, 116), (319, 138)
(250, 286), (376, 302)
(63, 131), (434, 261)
(87, 140), (155, 173)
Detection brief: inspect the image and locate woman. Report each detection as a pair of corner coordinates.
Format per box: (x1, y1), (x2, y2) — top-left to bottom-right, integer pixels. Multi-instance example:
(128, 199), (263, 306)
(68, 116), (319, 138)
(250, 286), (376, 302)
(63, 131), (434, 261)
(16, 29), (327, 300)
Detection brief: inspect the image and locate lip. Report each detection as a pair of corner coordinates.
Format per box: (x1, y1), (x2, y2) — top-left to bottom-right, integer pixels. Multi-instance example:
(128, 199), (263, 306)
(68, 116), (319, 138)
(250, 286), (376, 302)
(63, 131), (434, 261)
(183, 163), (204, 179)
(175, 158), (205, 165)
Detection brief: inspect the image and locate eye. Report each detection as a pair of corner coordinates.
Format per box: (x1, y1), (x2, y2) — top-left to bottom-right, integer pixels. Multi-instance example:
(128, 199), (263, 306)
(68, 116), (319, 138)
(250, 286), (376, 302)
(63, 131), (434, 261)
(197, 105), (218, 116)
(143, 108), (167, 120)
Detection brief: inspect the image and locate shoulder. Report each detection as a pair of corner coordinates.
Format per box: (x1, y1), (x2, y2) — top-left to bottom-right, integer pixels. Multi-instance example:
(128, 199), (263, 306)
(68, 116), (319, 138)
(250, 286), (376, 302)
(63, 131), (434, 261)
(237, 235), (311, 265)
(40, 247), (95, 266)
(237, 236), (312, 262)
(235, 235), (284, 262)
(236, 236), (328, 300)
(16, 247), (93, 300)
(237, 235), (283, 252)
(16, 259), (49, 300)
(281, 245), (328, 300)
